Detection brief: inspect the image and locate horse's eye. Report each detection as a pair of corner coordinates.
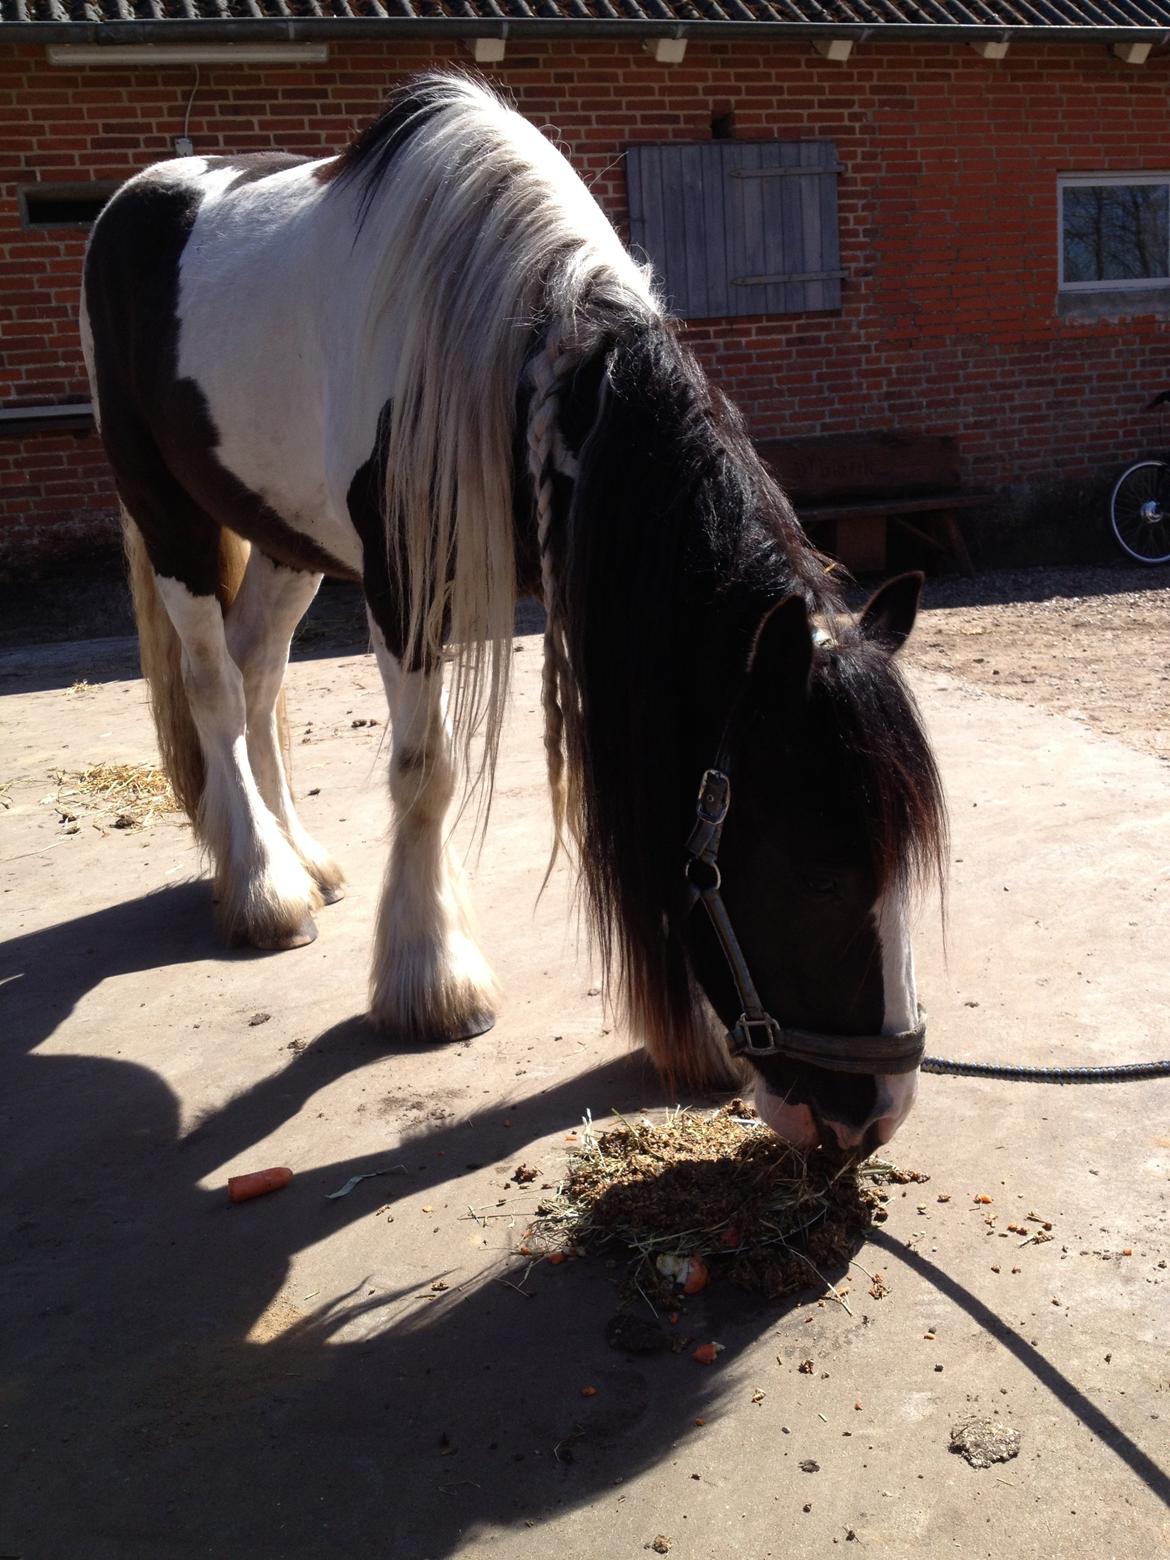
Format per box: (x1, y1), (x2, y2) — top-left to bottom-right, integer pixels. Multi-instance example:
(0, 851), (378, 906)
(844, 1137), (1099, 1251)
(799, 870), (840, 897)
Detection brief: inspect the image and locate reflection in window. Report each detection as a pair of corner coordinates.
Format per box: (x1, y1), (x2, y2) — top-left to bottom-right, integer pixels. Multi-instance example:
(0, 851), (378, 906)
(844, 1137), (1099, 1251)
(1062, 181), (1170, 287)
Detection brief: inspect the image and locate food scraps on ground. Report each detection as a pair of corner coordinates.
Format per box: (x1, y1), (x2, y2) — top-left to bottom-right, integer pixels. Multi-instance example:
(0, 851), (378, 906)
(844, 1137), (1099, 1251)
(49, 761), (178, 829)
(949, 1418), (1023, 1468)
(691, 1342), (724, 1365)
(228, 1166), (293, 1203)
(525, 1103), (920, 1304)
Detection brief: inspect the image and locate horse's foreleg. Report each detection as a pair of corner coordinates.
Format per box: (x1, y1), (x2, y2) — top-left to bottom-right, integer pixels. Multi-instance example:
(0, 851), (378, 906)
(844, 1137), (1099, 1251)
(156, 573), (322, 950)
(224, 551), (345, 904)
(367, 622), (497, 1041)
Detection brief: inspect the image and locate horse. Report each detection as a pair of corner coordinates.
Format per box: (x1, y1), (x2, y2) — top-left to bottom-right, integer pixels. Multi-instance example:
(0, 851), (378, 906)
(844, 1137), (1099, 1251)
(81, 73), (946, 1155)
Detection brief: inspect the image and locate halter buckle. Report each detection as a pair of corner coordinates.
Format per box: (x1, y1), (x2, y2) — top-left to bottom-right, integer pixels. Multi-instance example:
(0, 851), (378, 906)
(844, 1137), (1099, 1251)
(696, 768), (731, 827)
(727, 1013), (784, 1059)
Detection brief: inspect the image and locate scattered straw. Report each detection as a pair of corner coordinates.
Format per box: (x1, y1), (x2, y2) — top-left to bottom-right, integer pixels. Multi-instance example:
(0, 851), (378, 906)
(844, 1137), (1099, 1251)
(526, 1102), (924, 1304)
(49, 762), (178, 830)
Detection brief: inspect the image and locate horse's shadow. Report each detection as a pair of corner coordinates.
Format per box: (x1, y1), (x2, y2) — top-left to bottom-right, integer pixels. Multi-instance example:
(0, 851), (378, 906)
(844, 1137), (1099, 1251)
(2, 885), (821, 1557)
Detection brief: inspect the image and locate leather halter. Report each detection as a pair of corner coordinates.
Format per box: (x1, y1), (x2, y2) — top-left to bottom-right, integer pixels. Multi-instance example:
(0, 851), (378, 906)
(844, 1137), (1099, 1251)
(684, 764), (927, 1076)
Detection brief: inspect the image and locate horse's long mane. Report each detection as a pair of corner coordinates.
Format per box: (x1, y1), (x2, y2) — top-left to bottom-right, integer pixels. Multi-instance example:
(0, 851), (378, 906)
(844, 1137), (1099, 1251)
(333, 76), (944, 1082)
(332, 73), (659, 783)
(547, 325), (946, 1085)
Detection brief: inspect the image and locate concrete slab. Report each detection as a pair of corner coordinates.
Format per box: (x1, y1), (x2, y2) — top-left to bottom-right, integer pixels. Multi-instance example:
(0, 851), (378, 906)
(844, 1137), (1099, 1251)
(2, 630), (1168, 1558)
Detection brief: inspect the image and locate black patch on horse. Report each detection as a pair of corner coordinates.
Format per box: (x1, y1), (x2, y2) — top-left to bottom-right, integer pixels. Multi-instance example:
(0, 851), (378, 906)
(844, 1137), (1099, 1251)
(211, 152), (311, 192)
(346, 398), (410, 660)
(85, 173), (354, 594)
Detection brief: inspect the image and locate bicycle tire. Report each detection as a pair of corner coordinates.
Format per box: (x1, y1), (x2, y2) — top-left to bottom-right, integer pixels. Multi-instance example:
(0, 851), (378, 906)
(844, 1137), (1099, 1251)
(1109, 459), (1170, 564)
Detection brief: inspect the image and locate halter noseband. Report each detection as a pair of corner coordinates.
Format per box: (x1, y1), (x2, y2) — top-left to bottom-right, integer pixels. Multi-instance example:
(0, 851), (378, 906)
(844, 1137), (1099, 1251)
(684, 764), (927, 1076)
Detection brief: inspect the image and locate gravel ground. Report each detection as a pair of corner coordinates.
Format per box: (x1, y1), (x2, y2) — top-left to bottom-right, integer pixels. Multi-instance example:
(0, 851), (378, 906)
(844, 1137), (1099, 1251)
(906, 564), (1170, 763)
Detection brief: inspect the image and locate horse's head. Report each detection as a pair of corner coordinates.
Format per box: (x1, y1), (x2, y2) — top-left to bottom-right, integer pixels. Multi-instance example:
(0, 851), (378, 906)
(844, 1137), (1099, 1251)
(686, 573), (945, 1155)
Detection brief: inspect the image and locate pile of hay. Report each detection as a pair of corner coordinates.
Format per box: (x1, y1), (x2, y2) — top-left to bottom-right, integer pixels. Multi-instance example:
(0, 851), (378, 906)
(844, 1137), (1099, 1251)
(51, 762), (177, 829)
(527, 1103), (925, 1304)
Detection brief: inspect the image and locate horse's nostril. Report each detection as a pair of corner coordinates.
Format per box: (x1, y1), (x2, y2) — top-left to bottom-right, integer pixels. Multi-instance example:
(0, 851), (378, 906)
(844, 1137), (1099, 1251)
(824, 1118), (886, 1157)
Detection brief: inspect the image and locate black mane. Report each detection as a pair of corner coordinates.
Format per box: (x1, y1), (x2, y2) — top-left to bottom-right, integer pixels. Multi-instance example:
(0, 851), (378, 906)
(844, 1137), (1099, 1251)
(558, 322), (945, 1085)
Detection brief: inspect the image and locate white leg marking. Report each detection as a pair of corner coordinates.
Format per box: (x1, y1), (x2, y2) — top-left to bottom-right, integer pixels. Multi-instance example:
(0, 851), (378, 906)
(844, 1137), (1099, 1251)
(156, 573), (321, 948)
(367, 616), (497, 1040)
(223, 552), (344, 902)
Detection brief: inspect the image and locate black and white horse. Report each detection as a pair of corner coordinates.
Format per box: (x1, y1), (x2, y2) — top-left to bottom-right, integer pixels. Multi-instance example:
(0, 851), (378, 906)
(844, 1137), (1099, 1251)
(82, 75), (945, 1154)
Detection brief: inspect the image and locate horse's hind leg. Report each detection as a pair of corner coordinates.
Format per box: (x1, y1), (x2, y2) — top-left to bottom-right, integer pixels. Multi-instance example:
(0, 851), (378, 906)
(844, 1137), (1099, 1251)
(367, 621), (497, 1042)
(151, 561), (323, 952)
(223, 550), (345, 905)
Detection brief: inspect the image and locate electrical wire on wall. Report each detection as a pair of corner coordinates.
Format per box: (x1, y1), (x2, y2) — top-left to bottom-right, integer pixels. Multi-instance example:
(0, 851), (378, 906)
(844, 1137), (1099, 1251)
(176, 65), (200, 157)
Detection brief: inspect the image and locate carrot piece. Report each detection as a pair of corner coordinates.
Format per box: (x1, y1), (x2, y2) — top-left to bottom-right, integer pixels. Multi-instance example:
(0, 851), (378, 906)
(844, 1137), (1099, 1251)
(228, 1166), (293, 1203)
(692, 1342), (724, 1365)
(580, 1386), (598, 1397)
(682, 1256), (709, 1295)
(546, 1252), (567, 1265)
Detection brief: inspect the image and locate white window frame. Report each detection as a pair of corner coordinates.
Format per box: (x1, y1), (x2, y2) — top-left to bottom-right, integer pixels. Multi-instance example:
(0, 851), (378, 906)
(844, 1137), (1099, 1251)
(1058, 172), (1170, 293)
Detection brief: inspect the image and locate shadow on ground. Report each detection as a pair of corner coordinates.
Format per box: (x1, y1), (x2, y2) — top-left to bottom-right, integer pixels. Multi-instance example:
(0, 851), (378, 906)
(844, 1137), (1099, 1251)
(0, 584), (549, 697)
(1, 883), (816, 1558)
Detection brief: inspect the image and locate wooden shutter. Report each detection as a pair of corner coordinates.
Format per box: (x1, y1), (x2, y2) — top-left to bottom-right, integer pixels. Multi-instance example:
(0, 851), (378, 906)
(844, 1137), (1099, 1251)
(626, 141), (844, 320)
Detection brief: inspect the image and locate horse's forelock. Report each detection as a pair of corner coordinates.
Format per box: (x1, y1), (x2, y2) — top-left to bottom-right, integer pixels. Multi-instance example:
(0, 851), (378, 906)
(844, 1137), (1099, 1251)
(809, 636), (949, 901)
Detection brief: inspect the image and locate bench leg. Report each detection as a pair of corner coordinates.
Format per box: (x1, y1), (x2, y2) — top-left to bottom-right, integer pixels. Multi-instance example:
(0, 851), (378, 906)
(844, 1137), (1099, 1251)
(941, 509), (975, 576)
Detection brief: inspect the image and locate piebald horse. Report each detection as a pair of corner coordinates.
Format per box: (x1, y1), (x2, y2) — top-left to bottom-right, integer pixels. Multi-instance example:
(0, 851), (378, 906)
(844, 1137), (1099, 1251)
(82, 75), (945, 1153)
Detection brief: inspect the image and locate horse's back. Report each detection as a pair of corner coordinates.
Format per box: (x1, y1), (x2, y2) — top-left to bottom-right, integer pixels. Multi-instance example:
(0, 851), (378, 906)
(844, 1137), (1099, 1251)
(84, 153), (365, 579)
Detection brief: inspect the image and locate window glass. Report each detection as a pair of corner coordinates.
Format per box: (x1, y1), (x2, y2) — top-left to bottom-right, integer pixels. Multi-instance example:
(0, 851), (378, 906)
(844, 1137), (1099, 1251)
(1062, 182), (1169, 285)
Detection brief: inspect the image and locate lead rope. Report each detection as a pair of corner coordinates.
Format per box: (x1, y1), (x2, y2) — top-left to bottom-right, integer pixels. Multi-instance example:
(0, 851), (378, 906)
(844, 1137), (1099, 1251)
(921, 1055), (1170, 1083)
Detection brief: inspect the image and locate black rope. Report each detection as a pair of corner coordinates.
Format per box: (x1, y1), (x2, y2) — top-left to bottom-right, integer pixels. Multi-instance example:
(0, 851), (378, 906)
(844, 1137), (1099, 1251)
(922, 1055), (1170, 1084)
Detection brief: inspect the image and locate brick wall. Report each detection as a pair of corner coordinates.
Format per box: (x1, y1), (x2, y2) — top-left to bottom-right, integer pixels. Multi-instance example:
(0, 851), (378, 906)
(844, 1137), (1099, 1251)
(2, 36), (1169, 572)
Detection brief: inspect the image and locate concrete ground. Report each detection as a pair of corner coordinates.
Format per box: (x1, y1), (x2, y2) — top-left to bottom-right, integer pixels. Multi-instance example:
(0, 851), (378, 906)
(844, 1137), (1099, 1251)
(1, 611), (1168, 1560)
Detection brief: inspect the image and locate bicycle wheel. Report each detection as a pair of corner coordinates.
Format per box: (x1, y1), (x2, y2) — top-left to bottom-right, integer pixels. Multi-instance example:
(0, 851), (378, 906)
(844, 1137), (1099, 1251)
(1110, 460), (1170, 564)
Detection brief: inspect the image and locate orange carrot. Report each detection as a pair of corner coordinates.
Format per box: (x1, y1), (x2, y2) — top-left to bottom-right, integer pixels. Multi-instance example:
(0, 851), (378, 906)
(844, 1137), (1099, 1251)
(682, 1256), (709, 1295)
(228, 1166), (293, 1203)
(692, 1342), (723, 1366)
(546, 1252), (567, 1265)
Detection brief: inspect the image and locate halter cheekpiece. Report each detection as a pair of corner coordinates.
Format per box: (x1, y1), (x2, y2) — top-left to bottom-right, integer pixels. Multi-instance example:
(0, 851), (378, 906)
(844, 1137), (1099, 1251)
(684, 762), (927, 1076)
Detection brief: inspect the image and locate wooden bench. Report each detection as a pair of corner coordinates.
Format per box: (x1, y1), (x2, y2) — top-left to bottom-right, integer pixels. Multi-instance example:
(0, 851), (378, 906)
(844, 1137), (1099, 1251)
(756, 431), (988, 575)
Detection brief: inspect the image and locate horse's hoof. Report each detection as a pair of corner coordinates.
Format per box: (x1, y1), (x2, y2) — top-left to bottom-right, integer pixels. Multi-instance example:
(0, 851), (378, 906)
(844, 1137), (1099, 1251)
(319, 883), (345, 906)
(254, 917), (318, 952)
(442, 1009), (495, 1043)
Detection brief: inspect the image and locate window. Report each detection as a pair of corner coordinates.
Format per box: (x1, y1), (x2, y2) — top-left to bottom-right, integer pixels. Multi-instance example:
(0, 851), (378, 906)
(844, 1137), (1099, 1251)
(626, 141), (843, 320)
(19, 183), (118, 229)
(1059, 175), (1170, 292)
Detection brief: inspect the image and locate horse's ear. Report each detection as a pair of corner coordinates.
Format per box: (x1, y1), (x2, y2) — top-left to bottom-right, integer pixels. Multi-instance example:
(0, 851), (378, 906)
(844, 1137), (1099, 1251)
(858, 571), (923, 654)
(748, 594), (813, 705)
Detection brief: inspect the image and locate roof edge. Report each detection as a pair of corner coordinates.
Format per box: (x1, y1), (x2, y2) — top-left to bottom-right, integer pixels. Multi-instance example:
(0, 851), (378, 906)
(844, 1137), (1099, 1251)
(4, 20), (1170, 47)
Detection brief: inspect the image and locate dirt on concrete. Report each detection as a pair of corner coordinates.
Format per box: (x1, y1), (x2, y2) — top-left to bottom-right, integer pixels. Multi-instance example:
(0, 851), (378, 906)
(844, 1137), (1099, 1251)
(907, 564), (1170, 763)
